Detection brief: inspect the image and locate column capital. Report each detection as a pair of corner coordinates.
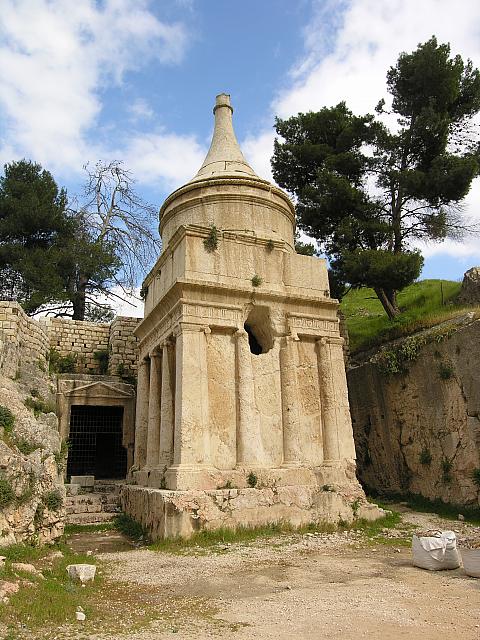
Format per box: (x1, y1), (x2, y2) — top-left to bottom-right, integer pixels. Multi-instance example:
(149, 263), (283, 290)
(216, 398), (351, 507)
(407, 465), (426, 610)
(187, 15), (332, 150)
(173, 322), (209, 337)
(149, 349), (162, 359)
(316, 336), (344, 347)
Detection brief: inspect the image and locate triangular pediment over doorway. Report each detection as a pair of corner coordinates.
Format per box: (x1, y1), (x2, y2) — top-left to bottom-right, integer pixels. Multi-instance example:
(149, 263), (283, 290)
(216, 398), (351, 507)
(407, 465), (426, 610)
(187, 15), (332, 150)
(64, 381), (134, 399)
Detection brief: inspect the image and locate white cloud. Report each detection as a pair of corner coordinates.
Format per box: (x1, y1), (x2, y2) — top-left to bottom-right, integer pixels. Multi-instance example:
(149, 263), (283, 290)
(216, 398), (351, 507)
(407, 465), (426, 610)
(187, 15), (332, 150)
(275, 0), (480, 118)
(242, 130), (276, 181)
(128, 99), (154, 121)
(123, 131), (206, 192)
(0, 0), (189, 177)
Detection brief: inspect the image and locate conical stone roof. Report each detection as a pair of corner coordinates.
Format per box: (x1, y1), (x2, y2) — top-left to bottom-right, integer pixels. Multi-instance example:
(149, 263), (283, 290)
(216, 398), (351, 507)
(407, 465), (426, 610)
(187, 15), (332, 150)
(189, 93), (261, 183)
(159, 93), (295, 250)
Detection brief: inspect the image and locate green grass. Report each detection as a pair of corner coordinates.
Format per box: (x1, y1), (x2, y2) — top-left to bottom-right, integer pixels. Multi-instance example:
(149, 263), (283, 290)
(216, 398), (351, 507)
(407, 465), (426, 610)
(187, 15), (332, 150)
(113, 513), (148, 541)
(371, 492), (480, 526)
(0, 542), (161, 636)
(0, 543), (101, 629)
(340, 279), (475, 353)
(64, 522), (114, 534)
(148, 511), (405, 555)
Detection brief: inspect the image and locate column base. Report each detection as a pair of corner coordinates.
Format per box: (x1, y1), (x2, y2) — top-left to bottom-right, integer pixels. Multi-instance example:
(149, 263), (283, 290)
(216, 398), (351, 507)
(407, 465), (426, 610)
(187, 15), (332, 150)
(165, 464), (218, 490)
(314, 459), (356, 487)
(280, 461), (302, 469)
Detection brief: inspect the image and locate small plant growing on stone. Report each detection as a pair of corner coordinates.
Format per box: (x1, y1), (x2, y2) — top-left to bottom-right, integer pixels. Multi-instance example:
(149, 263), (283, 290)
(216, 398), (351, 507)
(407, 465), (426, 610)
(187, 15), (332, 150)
(203, 224), (219, 253)
(351, 499), (361, 517)
(266, 239), (275, 252)
(94, 349), (109, 375)
(0, 478), (15, 508)
(471, 468), (480, 488)
(15, 438), (38, 456)
(24, 395), (55, 417)
(43, 489), (63, 511)
(116, 363), (137, 386)
(0, 405), (15, 433)
(34, 502), (44, 526)
(438, 361), (454, 380)
(16, 471), (36, 505)
(247, 471), (258, 488)
(251, 274), (262, 287)
(322, 484), (334, 492)
(54, 439), (70, 470)
(48, 348), (77, 374)
(441, 458), (453, 483)
(419, 447), (432, 466)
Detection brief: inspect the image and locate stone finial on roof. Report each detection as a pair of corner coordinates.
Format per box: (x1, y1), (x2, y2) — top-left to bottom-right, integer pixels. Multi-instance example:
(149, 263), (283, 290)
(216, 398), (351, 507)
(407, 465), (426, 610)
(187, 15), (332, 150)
(190, 93), (259, 182)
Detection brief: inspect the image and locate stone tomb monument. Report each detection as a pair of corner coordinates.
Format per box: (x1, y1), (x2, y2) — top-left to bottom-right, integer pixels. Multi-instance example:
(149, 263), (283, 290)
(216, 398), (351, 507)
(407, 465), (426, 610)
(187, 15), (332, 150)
(122, 94), (380, 539)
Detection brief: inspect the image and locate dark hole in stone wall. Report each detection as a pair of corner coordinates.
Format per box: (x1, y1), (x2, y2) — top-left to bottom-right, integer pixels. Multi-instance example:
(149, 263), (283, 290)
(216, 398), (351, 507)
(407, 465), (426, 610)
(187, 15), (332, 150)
(244, 306), (274, 355)
(244, 323), (263, 355)
(67, 405), (127, 479)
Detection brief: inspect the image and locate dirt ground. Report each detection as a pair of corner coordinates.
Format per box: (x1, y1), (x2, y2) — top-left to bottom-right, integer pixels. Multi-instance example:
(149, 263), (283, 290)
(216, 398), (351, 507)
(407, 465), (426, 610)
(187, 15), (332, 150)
(65, 506), (480, 640)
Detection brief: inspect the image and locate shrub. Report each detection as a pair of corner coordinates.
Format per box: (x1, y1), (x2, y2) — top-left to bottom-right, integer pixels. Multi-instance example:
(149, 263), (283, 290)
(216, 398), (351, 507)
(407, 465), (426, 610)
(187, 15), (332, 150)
(93, 349), (109, 374)
(372, 335), (423, 375)
(48, 348), (77, 374)
(203, 224), (219, 252)
(266, 239), (275, 252)
(43, 490), (63, 511)
(0, 478), (15, 508)
(116, 363), (137, 386)
(247, 471), (258, 488)
(438, 361), (454, 380)
(0, 405), (15, 433)
(113, 513), (146, 541)
(24, 396), (55, 417)
(472, 468), (480, 488)
(441, 458), (453, 484)
(251, 274), (262, 287)
(419, 447), (432, 465)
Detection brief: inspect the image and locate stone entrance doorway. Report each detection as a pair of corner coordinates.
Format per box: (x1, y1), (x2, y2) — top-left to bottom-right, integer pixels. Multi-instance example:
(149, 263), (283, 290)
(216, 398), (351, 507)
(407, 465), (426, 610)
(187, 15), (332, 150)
(67, 405), (127, 479)
(56, 374), (136, 476)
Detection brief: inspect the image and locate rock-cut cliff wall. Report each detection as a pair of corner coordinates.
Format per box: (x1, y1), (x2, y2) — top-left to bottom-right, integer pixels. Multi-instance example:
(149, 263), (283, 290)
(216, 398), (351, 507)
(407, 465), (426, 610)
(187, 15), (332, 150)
(348, 314), (480, 506)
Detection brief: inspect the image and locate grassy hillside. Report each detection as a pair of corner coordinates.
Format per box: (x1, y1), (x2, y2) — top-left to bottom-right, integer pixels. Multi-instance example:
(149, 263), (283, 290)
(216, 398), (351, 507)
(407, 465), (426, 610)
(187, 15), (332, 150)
(340, 279), (476, 353)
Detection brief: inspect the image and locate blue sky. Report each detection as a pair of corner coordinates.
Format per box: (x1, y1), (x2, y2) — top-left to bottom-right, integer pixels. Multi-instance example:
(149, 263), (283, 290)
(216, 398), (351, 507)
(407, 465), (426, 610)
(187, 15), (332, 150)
(1, 0), (480, 315)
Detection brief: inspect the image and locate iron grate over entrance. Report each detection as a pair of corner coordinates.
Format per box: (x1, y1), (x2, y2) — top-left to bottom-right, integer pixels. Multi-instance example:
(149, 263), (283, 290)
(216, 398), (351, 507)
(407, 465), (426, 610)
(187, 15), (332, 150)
(67, 405), (127, 479)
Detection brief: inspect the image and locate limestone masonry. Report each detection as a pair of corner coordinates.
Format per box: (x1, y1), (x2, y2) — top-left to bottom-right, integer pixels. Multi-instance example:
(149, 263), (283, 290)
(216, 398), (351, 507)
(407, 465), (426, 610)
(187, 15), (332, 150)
(0, 301), (139, 379)
(349, 314), (480, 506)
(123, 93), (381, 538)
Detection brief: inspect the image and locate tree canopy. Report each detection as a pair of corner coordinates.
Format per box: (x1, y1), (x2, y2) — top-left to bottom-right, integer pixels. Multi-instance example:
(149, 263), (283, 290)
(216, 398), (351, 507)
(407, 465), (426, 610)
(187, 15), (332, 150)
(0, 159), (159, 320)
(0, 160), (70, 313)
(272, 37), (480, 318)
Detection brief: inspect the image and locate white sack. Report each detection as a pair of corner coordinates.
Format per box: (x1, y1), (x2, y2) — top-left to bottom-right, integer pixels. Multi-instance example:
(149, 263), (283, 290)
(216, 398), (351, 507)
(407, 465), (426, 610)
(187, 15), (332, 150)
(460, 549), (480, 578)
(412, 530), (460, 571)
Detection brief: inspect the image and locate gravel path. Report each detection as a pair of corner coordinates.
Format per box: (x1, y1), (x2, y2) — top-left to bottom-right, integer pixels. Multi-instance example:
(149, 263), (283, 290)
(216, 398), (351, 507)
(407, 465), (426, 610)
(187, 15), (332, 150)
(80, 506), (480, 640)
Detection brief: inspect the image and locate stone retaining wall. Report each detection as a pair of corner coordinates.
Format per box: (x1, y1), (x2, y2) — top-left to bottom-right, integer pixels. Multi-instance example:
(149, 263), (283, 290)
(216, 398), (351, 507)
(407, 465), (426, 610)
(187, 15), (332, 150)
(0, 301), (49, 378)
(45, 318), (110, 373)
(108, 316), (140, 377)
(0, 301), (140, 378)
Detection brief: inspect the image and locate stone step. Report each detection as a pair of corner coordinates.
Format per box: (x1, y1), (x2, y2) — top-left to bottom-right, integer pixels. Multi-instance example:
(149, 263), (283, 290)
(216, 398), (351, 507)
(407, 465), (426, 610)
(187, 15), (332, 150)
(92, 484), (123, 495)
(66, 491), (121, 515)
(66, 512), (117, 525)
(66, 503), (121, 515)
